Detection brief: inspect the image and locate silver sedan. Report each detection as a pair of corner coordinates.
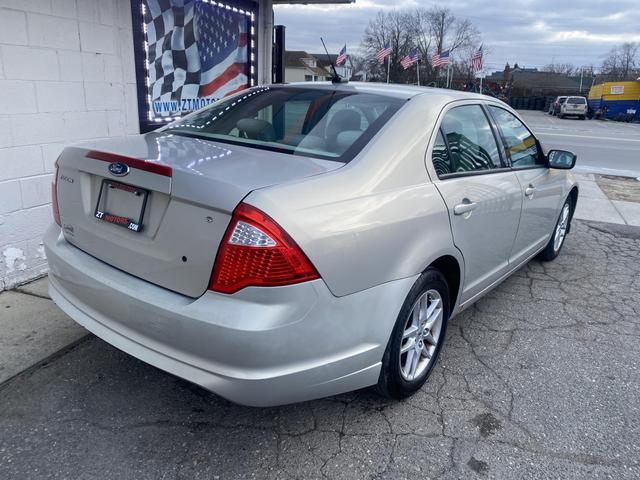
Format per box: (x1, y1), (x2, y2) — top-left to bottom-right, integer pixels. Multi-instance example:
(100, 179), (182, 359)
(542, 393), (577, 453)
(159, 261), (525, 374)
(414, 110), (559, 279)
(45, 83), (578, 406)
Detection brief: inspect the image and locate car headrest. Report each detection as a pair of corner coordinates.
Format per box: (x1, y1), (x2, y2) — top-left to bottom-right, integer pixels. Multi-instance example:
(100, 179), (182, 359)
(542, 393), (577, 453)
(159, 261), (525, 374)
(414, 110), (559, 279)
(236, 118), (276, 142)
(326, 109), (362, 139)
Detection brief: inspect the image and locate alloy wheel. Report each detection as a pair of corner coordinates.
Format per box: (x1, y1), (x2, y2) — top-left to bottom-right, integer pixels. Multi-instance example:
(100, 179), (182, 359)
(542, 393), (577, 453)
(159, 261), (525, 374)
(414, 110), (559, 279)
(399, 289), (444, 381)
(553, 203), (570, 252)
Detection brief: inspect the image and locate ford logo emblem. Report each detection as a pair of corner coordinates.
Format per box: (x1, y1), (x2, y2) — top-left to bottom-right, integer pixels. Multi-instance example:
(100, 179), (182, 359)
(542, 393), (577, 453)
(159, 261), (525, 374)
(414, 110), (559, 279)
(108, 162), (129, 177)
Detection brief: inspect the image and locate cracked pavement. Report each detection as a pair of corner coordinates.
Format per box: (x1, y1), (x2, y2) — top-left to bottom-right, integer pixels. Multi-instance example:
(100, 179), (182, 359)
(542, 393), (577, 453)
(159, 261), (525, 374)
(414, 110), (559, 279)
(1, 220), (639, 479)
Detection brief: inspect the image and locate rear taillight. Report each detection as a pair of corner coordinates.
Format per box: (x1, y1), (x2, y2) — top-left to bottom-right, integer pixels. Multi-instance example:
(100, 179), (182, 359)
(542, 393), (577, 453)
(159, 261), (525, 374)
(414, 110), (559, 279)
(51, 159), (61, 226)
(209, 203), (320, 294)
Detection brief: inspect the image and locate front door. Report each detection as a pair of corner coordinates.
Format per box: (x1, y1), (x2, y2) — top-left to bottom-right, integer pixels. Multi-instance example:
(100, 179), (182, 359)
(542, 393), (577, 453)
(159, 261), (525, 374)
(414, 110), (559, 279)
(431, 104), (522, 302)
(487, 106), (562, 264)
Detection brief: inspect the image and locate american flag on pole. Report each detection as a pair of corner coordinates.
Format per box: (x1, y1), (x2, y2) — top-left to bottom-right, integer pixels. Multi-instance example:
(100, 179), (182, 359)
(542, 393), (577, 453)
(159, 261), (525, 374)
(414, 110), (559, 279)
(400, 48), (418, 69)
(471, 45), (483, 72)
(376, 43), (392, 64)
(143, 0), (249, 118)
(432, 50), (450, 67)
(336, 45), (347, 66)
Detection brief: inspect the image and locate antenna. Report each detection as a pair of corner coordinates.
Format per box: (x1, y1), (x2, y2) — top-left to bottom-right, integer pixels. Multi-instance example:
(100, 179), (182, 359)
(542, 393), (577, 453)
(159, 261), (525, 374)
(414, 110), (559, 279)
(320, 37), (347, 84)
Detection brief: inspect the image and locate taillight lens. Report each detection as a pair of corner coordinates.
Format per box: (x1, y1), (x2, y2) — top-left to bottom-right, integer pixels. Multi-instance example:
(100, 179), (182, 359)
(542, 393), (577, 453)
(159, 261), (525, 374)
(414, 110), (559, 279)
(209, 203), (320, 294)
(51, 160), (61, 226)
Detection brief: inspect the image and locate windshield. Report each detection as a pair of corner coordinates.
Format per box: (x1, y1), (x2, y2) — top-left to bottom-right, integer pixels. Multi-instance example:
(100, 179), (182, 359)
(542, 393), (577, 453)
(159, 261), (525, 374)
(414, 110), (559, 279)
(163, 86), (405, 163)
(567, 97), (586, 104)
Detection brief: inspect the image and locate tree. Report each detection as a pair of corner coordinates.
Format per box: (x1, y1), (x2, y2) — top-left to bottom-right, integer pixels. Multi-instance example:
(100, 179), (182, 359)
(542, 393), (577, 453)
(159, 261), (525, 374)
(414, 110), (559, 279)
(541, 62), (575, 75)
(600, 42), (640, 80)
(361, 7), (481, 86)
(361, 10), (417, 83)
(413, 7), (479, 85)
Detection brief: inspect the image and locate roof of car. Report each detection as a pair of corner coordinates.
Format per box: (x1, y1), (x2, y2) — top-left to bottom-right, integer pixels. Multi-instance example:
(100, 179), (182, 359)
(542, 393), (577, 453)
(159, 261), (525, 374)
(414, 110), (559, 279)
(281, 81), (491, 102)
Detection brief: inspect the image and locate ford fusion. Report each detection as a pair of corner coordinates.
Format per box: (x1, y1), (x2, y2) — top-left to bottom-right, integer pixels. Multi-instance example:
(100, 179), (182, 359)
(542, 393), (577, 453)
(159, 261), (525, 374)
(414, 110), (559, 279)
(45, 83), (578, 406)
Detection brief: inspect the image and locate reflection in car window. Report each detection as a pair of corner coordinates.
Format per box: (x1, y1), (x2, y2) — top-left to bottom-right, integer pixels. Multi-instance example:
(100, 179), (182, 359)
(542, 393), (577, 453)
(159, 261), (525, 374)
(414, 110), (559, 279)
(432, 130), (451, 177)
(163, 87), (403, 163)
(489, 106), (544, 168)
(439, 105), (501, 174)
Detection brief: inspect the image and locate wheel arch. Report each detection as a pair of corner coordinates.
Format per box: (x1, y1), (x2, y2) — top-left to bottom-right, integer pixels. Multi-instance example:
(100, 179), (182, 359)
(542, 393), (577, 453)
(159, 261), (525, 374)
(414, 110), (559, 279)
(427, 255), (462, 314)
(567, 185), (579, 233)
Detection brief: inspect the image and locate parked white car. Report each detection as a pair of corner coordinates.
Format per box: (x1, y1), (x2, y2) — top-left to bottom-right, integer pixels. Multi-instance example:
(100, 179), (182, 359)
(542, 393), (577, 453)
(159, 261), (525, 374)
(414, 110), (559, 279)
(559, 96), (588, 119)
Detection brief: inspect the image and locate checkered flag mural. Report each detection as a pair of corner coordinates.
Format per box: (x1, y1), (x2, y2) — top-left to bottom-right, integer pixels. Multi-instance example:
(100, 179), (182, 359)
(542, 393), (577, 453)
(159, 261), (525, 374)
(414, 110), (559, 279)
(143, 0), (249, 118)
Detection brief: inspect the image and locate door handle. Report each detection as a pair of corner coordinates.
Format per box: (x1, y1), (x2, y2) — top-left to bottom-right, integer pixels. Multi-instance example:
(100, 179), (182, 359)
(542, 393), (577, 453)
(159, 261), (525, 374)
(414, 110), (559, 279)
(524, 185), (535, 197)
(453, 200), (477, 216)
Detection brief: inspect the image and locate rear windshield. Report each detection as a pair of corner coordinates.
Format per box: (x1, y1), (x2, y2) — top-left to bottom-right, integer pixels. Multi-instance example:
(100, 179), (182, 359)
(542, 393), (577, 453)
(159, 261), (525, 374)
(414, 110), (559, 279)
(567, 97), (586, 104)
(163, 87), (405, 163)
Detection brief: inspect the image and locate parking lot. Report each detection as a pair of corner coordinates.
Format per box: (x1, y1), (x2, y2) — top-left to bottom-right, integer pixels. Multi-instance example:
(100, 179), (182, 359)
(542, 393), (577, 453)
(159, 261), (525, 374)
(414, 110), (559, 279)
(2, 219), (639, 479)
(2, 111), (640, 479)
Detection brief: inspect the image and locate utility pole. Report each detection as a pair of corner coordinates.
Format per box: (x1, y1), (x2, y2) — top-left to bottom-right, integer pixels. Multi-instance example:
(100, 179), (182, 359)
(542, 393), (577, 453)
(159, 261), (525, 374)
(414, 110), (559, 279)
(579, 68), (583, 93)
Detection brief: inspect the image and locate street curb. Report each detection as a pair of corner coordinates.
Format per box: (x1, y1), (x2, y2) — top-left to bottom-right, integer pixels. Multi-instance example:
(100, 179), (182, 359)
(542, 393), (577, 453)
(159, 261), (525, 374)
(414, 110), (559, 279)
(0, 334), (92, 392)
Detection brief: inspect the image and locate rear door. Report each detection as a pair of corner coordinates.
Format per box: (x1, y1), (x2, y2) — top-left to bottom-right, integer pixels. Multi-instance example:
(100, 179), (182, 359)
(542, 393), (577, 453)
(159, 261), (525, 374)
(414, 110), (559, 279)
(487, 106), (563, 264)
(431, 104), (522, 302)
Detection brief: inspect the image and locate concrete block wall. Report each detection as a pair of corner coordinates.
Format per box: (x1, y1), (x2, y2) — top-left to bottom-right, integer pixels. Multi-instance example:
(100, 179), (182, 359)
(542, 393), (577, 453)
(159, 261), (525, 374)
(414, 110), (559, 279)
(0, 0), (140, 290)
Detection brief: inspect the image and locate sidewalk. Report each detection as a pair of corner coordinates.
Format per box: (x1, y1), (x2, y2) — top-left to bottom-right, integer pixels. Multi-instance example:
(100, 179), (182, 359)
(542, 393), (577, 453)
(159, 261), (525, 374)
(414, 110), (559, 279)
(0, 277), (87, 384)
(573, 173), (640, 226)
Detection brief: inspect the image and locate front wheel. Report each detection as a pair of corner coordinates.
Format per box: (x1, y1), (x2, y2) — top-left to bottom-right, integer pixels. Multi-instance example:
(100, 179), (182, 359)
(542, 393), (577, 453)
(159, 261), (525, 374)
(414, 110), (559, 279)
(375, 268), (450, 399)
(538, 199), (572, 261)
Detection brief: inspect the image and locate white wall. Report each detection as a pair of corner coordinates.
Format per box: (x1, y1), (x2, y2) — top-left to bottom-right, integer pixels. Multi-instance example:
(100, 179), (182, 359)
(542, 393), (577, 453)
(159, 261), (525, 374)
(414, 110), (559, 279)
(0, 0), (139, 290)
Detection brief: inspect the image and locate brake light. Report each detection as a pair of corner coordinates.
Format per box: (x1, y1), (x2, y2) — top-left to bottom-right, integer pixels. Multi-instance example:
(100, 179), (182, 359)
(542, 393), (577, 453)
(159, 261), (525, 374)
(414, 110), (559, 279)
(51, 159), (61, 226)
(209, 203), (320, 294)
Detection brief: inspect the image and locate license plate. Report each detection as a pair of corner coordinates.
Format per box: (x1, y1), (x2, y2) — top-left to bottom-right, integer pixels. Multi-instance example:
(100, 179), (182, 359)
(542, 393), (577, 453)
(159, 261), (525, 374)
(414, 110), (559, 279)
(94, 179), (149, 232)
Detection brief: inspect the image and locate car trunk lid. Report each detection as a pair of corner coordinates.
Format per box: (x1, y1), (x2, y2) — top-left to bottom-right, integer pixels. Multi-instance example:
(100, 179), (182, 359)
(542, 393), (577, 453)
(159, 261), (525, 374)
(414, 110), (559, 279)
(55, 132), (342, 297)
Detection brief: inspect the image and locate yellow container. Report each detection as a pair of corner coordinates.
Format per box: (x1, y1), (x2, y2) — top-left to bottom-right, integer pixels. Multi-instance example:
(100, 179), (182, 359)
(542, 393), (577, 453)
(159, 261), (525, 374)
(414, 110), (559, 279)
(588, 81), (640, 101)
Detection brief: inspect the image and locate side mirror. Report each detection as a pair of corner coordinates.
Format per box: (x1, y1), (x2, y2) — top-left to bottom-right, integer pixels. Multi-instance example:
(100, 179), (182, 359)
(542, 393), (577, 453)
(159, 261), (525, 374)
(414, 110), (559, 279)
(548, 150), (576, 169)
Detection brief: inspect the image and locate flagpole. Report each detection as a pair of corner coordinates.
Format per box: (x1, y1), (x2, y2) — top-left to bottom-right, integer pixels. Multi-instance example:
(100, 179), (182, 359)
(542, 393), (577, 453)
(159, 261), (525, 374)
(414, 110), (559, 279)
(416, 59), (420, 85)
(386, 54), (390, 84)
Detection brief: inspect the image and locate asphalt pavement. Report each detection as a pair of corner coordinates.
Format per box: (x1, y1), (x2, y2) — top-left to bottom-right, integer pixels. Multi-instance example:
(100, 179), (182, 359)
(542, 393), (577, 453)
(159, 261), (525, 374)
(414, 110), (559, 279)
(518, 111), (640, 178)
(1, 220), (639, 479)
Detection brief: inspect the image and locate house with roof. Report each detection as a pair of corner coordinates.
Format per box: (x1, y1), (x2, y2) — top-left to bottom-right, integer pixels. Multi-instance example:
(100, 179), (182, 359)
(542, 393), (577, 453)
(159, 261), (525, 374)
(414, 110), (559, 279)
(285, 51), (332, 82)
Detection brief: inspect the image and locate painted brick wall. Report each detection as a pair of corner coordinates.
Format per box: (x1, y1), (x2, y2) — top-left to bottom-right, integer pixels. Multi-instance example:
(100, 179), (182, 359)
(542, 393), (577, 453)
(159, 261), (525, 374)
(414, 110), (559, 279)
(0, 0), (139, 290)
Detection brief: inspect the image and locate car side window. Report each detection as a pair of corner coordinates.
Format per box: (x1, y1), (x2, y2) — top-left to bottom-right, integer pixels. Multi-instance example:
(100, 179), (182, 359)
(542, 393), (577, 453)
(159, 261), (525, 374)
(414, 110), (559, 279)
(489, 106), (545, 168)
(439, 105), (502, 174)
(432, 130), (452, 177)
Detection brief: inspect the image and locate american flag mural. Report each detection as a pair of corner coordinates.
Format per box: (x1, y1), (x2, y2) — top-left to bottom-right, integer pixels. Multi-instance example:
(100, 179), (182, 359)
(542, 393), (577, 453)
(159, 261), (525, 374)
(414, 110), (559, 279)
(143, 0), (250, 119)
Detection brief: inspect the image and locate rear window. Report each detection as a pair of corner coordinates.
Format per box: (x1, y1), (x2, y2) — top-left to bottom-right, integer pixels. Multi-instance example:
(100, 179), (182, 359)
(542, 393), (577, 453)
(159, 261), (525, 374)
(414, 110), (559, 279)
(567, 97), (586, 104)
(163, 87), (405, 163)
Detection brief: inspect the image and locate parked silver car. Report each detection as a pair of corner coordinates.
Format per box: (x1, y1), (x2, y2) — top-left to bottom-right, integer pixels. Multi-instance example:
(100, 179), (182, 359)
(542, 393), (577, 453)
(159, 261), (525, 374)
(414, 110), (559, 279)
(45, 83), (578, 406)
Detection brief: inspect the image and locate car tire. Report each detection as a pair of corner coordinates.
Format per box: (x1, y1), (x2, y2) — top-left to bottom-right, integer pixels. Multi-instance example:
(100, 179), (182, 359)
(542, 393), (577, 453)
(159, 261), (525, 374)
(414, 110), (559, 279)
(538, 197), (573, 261)
(375, 267), (450, 399)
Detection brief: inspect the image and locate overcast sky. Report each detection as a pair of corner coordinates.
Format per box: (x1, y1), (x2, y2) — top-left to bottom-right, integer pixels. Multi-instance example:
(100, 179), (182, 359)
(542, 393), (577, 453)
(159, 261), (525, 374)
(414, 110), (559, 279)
(274, 0), (640, 73)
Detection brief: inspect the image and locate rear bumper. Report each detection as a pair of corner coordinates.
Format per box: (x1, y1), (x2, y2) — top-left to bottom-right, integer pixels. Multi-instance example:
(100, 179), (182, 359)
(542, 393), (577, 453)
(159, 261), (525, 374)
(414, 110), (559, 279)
(44, 225), (415, 406)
